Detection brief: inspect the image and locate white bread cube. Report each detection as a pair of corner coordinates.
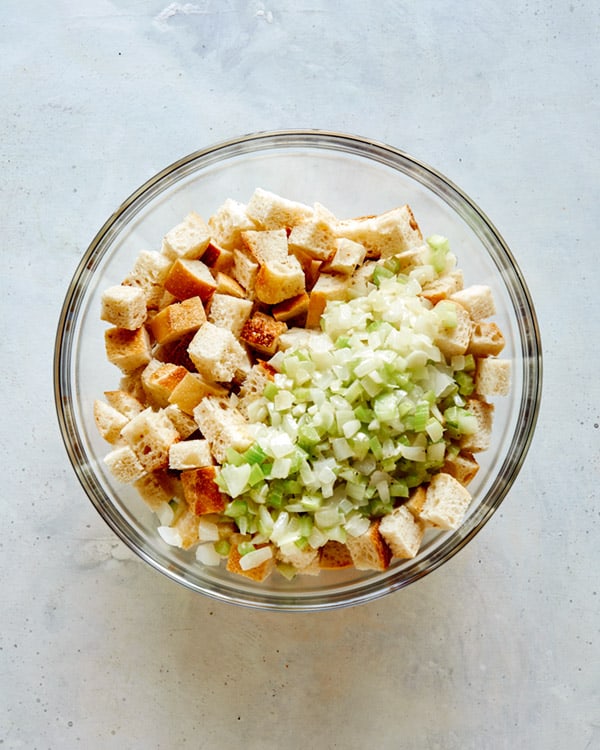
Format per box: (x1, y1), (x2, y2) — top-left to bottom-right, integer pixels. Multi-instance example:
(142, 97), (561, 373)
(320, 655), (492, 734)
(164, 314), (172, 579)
(318, 540), (354, 569)
(123, 250), (172, 309)
(379, 505), (425, 558)
(460, 398), (494, 453)
(169, 439), (213, 470)
(120, 407), (180, 472)
(164, 259), (217, 303)
(172, 509), (201, 549)
(433, 300), (473, 358)
(240, 312), (287, 356)
(104, 326), (152, 373)
(207, 198), (257, 250)
(134, 470), (179, 510)
(100, 285), (147, 330)
(442, 451), (480, 487)
(345, 520), (392, 571)
(420, 269), (464, 305)
(104, 444), (145, 483)
(202, 241), (235, 274)
(164, 404), (198, 439)
(104, 389), (145, 419)
(276, 542), (319, 572)
(241, 228), (289, 265)
(419, 472), (472, 530)
(450, 284), (496, 320)
(272, 292), (310, 322)
(305, 273), (350, 328)
(288, 218), (337, 262)
(404, 486), (428, 518)
(168, 372), (227, 415)
(193, 396), (253, 463)
(254, 255), (306, 305)
(323, 238), (367, 274)
(236, 361), (276, 419)
(187, 321), (251, 383)
(214, 272), (246, 298)
(141, 361), (188, 407)
(149, 296), (206, 345)
(93, 399), (129, 444)
(336, 205), (422, 259)
(208, 293), (253, 337)
(232, 248), (259, 293)
(469, 321), (505, 357)
(475, 357), (511, 397)
(246, 188), (313, 230)
(162, 211), (211, 261)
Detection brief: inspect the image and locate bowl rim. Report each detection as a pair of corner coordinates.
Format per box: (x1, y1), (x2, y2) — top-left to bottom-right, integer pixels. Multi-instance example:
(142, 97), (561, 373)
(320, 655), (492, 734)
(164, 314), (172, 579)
(54, 129), (543, 611)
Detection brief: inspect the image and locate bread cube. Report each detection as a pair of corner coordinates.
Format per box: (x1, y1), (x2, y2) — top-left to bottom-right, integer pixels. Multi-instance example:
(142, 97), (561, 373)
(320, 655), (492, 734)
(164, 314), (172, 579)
(226, 535), (274, 581)
(100, 285), (147, 330)
(181, 465), (227, 515)
(241, 228), (289, 265)
(469, 320), (505, 357)
(142, 361), (188, 407)
(379, 505), (425, 559)
(134, 470), (179, 510)
(246, 187), (313, 230)
(103, 444), (145, 483)
(104, 326), (152, 372)
(162, 211), (211, 261)
(193, 396), (253, 463)
(419, 472), (472, 530)
(272, 292), (310, 322)
(202, 241), (235, 273)
(149, 296), (207, 345)
(93, 399), (128, 444)
(168, 372), (227, 415)
(120, 407), (180, 472)
(305, 273), (350, 328)
(123, 250), (172, 309)
(172, 509), (201, 550)
(187, 322), (251, 383)
(323, 238), (367, 274)
(236, 361), (276, 419)
(450, 284), (496, 320)
(336, 205), (422, 259)
(163, 404), (198, 439)
(318, 540), (354, 569)
(442, 451), (480, 487)
(460, 398), (494, 453)
(345, 520), (392, 571)
(475, 357), (511, 397)
(104, 389), (145, 419)
(239, 311), (287, 356)
(231, 248), (259, 293)
(254, 255), (306, 305)
(208, 293), (253, 337)
(433, 300), (473, 358)
(420, 269), (464, 305)
(169, 439), (213, 470)
(214, 272), (246, 299)
(164, 259), (217, 303)
(208, 198), (257, 250)
(288, 218), (337, 262)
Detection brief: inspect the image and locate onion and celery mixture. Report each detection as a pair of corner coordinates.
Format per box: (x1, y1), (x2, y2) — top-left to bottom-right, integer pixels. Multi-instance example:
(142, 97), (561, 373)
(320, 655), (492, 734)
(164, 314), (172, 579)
(216, 241), (477, 554)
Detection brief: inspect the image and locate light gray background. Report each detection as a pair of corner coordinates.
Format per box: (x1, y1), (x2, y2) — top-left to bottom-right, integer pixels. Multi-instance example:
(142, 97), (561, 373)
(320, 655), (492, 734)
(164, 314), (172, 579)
(2, 2), (598, 748)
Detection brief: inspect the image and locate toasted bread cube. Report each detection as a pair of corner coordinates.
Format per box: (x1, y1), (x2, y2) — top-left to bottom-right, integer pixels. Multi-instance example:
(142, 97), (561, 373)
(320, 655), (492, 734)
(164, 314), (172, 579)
(202, 241), (234, 273)
(276, 542), (319, 572)
(292, 247), (323, 291)
(148, 296), (207, 345)
(420, 269), (465, 305)
(118, 367), (148, 405)
(232, 248), (259, 293)
(226, 535), (274, 581)
(404, 486), (428, 518)
(164, 259), (217, 303)
(214, 272), (246, 298)
(154, 331), (196, 371)
(475, 357), (511, 397)
(254, 255), (306, 305)
(305, 273), (350, 328)
(162, 211), (211, 261)
(420, 472), (472, 530)
(246, 188), (313, 230)
(120, 407), (180, 472)
(163, 404), (198, 439)
(208, 198), (257, 250)
(323, 238), (367, 274)
(241, 228), (289, 264)
(208, 293), (253, 337)
(168, 372), (227, 415)
(123, 250), (172, 309)
(141, 361), (188, 407)
(93, 399), (129, 444)
(181, 466), (227, 515)
(169, 439), (213, 470)
(442, 451), (480, 486)
(318, 540), (354, 569)
(469, 321), (505, 357)
(336, 205), (422, 259)
(433, 300), (473, 358)
(100, 285), (147, 330)
(288, 218), (337, 262)
(450, 284), (496, 320)
(157, 289), (179, 311)
(346, 520), (392, 571)
(193, 396), (253, 463)
(105, 326), (152, 373)
(460, 398), (494, 453)
(188, 322), (251, 383)
(379, 505), (426, 559)
(134, 470), (178, 510)
(272, 291), (310, 322)
(104, 389), (145, 419)
(240, 312), (287, 356)
(172, 509), (201, 550)
(236, 361), (276, 419)
(104, 444), (145, 483)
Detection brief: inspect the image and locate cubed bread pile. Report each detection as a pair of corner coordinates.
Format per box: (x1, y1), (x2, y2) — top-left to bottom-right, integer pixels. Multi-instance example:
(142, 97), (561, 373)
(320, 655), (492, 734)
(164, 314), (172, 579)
(94, 188), (510, 582)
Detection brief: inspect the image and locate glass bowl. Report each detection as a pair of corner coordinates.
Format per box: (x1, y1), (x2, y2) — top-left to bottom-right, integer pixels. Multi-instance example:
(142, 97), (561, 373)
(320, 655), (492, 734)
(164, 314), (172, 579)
(54, 130), (542, 611)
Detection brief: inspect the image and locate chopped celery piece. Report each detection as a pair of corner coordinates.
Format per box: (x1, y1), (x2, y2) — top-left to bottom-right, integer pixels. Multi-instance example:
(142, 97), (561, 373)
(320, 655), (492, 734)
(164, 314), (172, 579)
(237, 541), (255, 556)
(224, 499), (248, 518)
(213, 539), (231, 557)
